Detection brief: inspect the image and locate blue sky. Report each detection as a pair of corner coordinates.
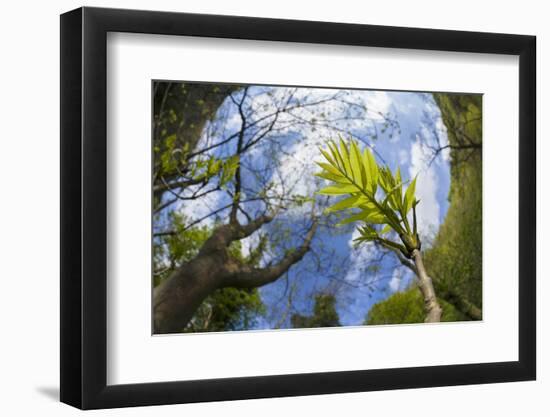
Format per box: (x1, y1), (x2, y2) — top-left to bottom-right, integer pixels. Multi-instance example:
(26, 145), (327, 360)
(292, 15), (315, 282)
(160, 85), (451, 328)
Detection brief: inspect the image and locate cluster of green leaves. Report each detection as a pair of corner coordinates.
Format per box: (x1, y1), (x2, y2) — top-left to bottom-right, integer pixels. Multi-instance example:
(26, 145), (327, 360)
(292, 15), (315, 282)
(158, 133), (240, 189)
(316, 138), (420, 256)
(291, 293), (341, 329)
(365, 287), (466, 325)
(153, 213), (210, 287)
(157, 133), (186, 173)
(153, 82), (240, 203)
(154, 212), (266, 332)
(187, 287), (266, 333)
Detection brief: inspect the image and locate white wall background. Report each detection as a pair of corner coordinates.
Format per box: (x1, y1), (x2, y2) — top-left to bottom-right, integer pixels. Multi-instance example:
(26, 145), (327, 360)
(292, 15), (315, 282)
(0, 0), (545, 415)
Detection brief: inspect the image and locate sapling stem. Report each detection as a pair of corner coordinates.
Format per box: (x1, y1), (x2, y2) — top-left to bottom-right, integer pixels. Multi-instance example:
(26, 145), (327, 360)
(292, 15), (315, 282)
(411, 249), (442, 323)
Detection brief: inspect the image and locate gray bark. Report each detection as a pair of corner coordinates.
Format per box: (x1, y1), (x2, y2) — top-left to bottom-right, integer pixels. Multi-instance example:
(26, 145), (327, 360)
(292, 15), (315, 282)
(411, 249), (442, 323)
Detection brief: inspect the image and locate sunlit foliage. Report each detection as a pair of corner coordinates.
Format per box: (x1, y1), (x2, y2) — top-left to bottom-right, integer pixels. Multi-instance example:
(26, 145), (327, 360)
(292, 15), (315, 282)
(315, 139), (421, 258)
(365, 287), (465, 325)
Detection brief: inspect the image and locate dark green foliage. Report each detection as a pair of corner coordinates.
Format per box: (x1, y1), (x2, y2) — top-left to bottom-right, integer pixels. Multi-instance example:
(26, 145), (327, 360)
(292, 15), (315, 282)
(425, 94), (483, 310)
(365, 288), (466, 325)
(153, 212), (210, 287)
(291, 294), (340, 328)
(186, 287), (266, 333)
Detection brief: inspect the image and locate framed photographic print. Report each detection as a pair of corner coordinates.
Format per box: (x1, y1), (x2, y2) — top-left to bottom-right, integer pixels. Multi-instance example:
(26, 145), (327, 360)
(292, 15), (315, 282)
(60, 6), (536, 409)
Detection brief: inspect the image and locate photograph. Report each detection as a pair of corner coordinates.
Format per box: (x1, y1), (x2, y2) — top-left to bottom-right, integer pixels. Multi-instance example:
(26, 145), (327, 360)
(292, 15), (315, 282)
(151, 81), (483, 335)
(0, 0), (542, 413)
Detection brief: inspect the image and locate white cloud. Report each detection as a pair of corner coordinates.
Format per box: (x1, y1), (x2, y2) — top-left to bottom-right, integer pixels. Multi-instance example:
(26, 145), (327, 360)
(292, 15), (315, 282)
(398, 148), (408, 165)
(240, 231), (260, 258)
(342, 228), (379, 284)
(409, 139), (440, 241)
(363, 91), (392, 119)
(275, 136), (322, 197)
(388, 268), (403, 293)
(176, 188), (226, 228)
(343, 230), (408, 298)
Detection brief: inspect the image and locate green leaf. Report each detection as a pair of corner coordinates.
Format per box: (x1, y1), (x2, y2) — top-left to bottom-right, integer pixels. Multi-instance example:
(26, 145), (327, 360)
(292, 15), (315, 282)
(382, 186), (397, 210)
(395, 167), (402, 185)
(339, 138), (353, 179)
(206, 158), (222, 176)
(358, 199), (379, 214)
(338, 211), (369, 225)
(315, 161), (342, 177)
(387, 180), (404, 211)
(357, 201), (377, 214)
(380, 224), (392, 235)
(364, 211), (386, 224)
(404, 177), (417, 214)
(328, 141), (344, 170)
(326, 194), (362, 212)
(350, 141), (366, 188)
(315, 172), (349, 184)
(394, 167), (403, 209)
(220, 155), (240, 186)
(363, 148), (379, 192)
(317, 183), (358, 195)
(354, 225), (379, 243)
(378, 170), (388, 192)
(357, 202), (387, 224)
(364, 225), (380, 236)
(378, 166), (394, 193)
(319, 148), (337, 166)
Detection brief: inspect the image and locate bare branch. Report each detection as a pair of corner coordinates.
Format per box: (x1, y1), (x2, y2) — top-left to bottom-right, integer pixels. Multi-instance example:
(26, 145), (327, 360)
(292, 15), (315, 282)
(229, 87), (249, 225)
(153, 176), (206, 194)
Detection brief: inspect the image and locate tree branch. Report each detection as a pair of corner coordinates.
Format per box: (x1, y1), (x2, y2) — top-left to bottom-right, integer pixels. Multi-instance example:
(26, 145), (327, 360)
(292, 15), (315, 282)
(232, 213), (275, 241)
(225, 220), (318, 288)
(229, 88), (249, 225)
(153, 176), (206, 194)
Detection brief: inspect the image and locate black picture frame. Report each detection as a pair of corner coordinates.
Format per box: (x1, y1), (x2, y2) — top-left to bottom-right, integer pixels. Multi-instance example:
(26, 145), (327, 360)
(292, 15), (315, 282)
(60, 6), (536, 410)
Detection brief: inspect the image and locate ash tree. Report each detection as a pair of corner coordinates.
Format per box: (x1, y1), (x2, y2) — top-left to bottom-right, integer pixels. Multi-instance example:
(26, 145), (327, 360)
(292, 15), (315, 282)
(315, 139), (443, 322)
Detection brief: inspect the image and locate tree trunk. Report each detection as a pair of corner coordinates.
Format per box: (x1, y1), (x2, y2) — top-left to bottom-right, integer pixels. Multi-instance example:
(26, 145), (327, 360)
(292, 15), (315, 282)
(153, 253), (226, 334)
(153, 218), (318, 334)
(411, 249), (442, 323)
